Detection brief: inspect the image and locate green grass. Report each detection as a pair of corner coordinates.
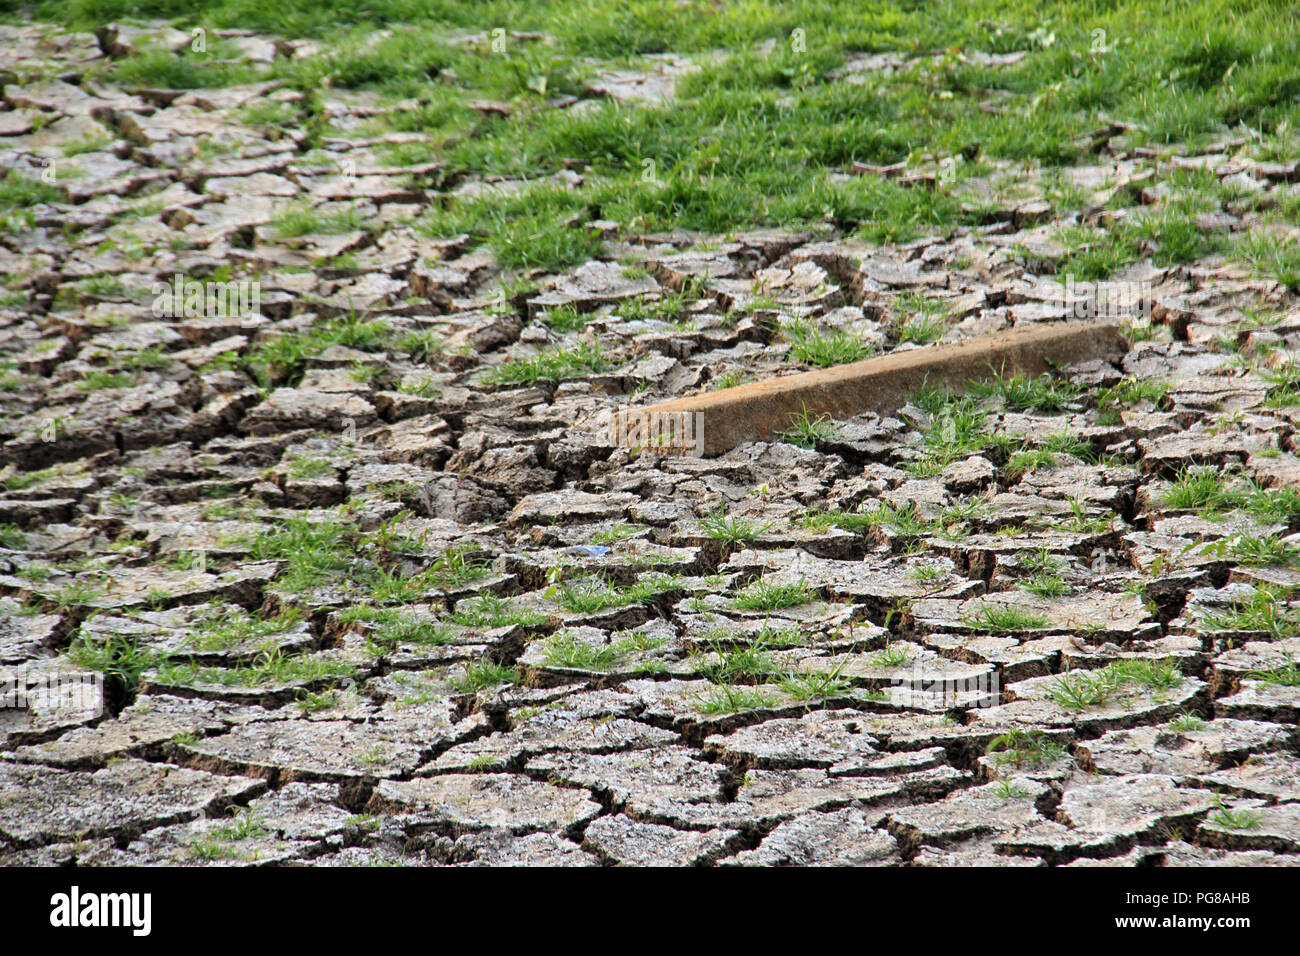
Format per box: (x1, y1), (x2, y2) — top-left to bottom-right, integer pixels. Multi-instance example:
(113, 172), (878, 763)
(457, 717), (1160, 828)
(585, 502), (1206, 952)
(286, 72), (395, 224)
(848, 501), (944, 542)
(986, 729), (1068, 768)
(968, 370), (1081, 413)
(871, 640), (910, 667)
(732, 578), (814, 612)
(699, 637), (781, 683)
(551, 572), (682, 613)
(66, 632), (155, 703)
(449, 659), (518, 693)
(901, 391), (998, 476)
(894, 313), (948, 346)
(1168, 712), (1207, 732)
(785, 321), (872, 368)
(540, 304), (587, 334)
(1005, 448), (1058, 480)
(694, 684), (777, 715)
(220, 311), (392, 388)
(1244, 658), (1300, 687)
(963, 604), (1048, 632)
(157, 651), (356, 689)
(11, 0), (1300, 276)
(590, 523), (644, 545)
(1019, 550), (1070, 598)
(541, 630), (665, 672)
(779, 405), (837, 449)
(450, 594), (548, 629)
(338, 607), (455, 648)
(1199, 585), (1296, 639)
(1208, 796), (1263, 831)
(1096, 377), (1169, 424)
(1159, 467), (1227, 511)
(482, 342), (609, 386)
(698, 506), (773, 550)
(1223, 533), (1300, 568)
(710, 369), (751, 391)
(186, 606), (304, 653)
(1261, 363), (1300, 408)
(1227, 482), (1300, 524)
(244, 518), (351, 590)
(778, 662), (853, 702)
(0, 170), (62, 209)
(1048, 659), (1182, 710)
(272, 203), (367, 238)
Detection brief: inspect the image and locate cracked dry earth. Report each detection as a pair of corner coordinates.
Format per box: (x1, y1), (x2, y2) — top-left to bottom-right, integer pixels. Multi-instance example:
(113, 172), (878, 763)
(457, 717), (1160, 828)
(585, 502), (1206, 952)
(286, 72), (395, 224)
(3, 23), (1300, 869)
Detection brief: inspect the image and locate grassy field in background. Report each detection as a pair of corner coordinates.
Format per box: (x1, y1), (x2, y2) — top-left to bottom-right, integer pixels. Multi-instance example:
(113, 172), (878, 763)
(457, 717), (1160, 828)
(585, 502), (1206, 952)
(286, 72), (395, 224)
(3, 0), (1299, 274)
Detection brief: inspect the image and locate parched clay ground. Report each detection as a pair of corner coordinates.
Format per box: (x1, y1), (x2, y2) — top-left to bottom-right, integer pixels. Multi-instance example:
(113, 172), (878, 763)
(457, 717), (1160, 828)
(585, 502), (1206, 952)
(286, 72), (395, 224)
(2, 22), (1300, 866)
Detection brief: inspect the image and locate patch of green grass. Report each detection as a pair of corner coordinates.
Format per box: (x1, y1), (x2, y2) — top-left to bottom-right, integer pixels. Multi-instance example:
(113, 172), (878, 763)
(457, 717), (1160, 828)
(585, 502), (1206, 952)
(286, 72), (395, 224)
(285, 453), (335, 480)
(66, 632), (155, 702)
(272, 203), (366, 238)
(1261, 363), (1300, 408)
(0, 170), (62, 209)
(892, 296), (949, 344)
(963, 604), (1048, 632)
(542, 630), (665, 672)
(1006, 447), (1058, 480)
(871, 640), (910, 667)
(1199, 585), (1296, 639)
(1236, 230), (1300, 293)
(157, 651), (356, 689)
(986, 729), (1067, 768)
(224, 311), (392, 388)
(396, 329), (444, 362)
(1017, 549), (1070, 599)
(450, 594), (547, 629)
(902, 393), (994, 476)
(1226, 482), (1300, 524)
(988, 779), (1034, 800)
(785, 321), (872, 368)
(1222, 533), (1300, 568)
(699, 505), (772, 550)
(540, 304), (587, 334)
(710, 369), (751, 390)
(589, 523), (643, 545)
(732, 578), (814, 612)
(338, 606), (455, 648)
(551, 572), (682, 614)
(1160, 467), (1227, 511)
(76, 369), (136, 391)
(1048, 658), (1181, 710)
(1244, 658), (1300, 687)
(968, 370), (1081, 413)
(1096, 377), (1169, 424)
(698, 636), (780, 683)
(910, 564), (944, 586)
(420, 186), (603, 272)
(1047, 666), (1125, 709)
(449, 659), (518, 693)
(421, 547), (492, 590)
(778, 405), (837, 449)
(245, 518), (350, 591)
(1208, 796), (1263, 831)
(693, 683), (777, 715)
(186, 607), (304, 653)
(1168, 712), (1207, 733)
(778, 661), (852, 702)
(483, 341), (609, 386)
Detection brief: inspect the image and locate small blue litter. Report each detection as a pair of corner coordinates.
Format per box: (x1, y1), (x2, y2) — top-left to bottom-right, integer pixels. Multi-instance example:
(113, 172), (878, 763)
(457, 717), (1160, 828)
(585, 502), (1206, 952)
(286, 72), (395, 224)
(566, 545), (611, 557)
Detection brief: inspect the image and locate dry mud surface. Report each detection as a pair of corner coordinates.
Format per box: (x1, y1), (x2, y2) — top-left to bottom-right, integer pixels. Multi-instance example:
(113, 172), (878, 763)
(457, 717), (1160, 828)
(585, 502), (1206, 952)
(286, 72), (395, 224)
(2, 22), (1300, 866)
